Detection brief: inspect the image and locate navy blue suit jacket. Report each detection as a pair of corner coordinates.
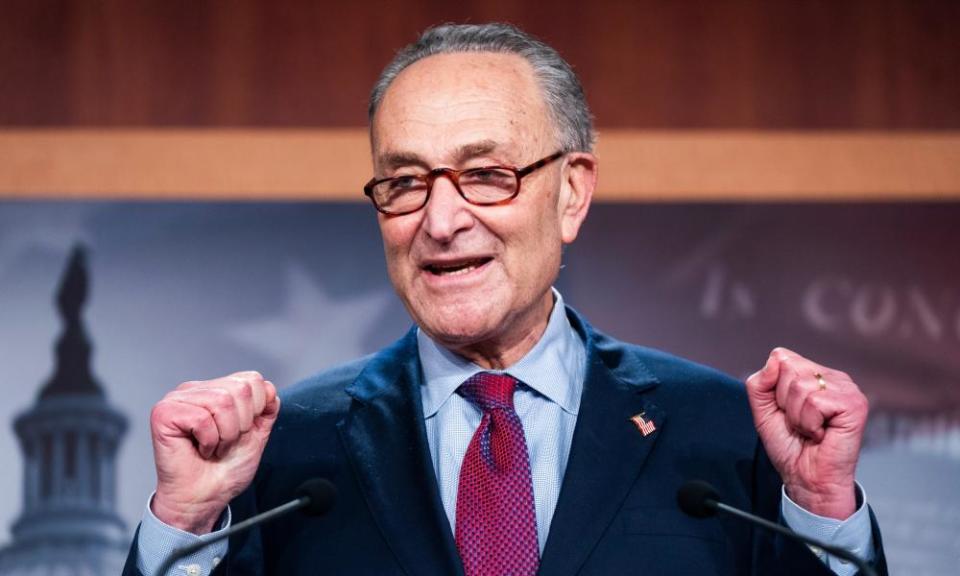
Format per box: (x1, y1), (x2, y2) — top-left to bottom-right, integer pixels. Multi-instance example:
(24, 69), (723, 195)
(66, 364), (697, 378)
(125, 308), (887, 575)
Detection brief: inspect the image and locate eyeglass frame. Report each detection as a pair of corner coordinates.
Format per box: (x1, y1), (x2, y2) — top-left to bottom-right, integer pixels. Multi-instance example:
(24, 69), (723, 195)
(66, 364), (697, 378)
(362, 150), (566, 215)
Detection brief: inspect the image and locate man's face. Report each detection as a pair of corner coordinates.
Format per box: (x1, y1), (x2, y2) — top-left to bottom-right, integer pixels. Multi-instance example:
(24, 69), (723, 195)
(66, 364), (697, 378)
(370, 52), (594, 364)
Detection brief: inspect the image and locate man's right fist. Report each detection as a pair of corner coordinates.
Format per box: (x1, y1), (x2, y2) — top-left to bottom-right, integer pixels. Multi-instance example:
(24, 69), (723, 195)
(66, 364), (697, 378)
(149, 371), (280, 534)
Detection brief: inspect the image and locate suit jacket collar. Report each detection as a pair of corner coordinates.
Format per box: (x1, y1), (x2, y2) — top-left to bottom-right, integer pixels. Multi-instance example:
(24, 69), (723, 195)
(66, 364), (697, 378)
(537, 308), (664, 576)
(338, 307), (665, 576)
(340, 328), (464, 575)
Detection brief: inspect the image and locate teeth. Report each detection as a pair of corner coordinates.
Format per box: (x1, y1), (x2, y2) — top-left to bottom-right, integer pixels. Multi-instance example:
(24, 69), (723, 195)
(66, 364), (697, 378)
(428, 259), (486, 275)
(440, 265), (477, 276)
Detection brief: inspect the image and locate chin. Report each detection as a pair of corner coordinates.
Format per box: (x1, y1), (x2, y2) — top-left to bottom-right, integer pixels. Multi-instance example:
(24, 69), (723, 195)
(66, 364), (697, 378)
(416, 300), (505, 347)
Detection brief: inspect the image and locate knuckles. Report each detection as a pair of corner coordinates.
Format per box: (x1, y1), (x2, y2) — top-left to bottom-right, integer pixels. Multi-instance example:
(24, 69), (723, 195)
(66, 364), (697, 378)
(175, 371), (265, 394)
(237, 380), (253, 399)
(209, 388), (237, 410)
(231, 370), (264, 383)
(149, 402), (170, 429)
(171, 373), (270, 406)
(151, 396), (185, 421)
(848, 390), (870, 415)
(770, 347), (792, 362)
(151, 372), (272, 433)
(176, 379), (201, 391)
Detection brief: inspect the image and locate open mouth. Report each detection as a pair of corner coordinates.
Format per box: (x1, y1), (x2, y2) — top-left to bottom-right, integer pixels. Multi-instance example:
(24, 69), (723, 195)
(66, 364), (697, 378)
(423, 257), (493, 276)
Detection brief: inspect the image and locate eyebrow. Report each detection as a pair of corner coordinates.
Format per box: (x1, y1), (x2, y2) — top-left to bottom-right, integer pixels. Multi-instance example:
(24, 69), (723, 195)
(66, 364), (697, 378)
(377, 140), (504, 172)
(453, 140), (500, 164)
(378, 151), (426, 172)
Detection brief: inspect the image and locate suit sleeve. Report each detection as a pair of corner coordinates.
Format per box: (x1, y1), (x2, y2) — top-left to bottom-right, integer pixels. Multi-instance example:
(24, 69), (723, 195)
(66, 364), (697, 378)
(121, 525), (145, 576)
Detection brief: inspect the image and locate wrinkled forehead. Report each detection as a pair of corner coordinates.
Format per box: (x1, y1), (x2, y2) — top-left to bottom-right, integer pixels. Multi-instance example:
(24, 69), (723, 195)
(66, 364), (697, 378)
(369, 52), (556, 167)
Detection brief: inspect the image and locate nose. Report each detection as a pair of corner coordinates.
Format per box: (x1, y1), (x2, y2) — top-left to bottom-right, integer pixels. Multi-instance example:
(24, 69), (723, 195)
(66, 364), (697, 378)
(420, 174), (474, 243)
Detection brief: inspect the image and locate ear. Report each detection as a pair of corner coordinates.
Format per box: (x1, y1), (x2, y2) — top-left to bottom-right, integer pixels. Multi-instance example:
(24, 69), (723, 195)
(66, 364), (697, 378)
(558, 152), (597, 244)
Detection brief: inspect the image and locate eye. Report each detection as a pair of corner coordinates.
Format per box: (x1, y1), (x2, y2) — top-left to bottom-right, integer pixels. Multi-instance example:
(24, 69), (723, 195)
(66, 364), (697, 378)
(471, 169), (498, 180)
(462, 168), (514, 186)
(386, 175), (425, 192)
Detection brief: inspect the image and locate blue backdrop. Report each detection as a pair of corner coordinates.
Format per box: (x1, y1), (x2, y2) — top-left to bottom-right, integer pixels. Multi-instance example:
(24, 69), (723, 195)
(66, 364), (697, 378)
(1, 201), (957, 575)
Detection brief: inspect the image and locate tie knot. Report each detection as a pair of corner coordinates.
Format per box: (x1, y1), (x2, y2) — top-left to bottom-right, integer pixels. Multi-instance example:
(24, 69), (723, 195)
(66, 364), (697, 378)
(458, 372), (518, 412)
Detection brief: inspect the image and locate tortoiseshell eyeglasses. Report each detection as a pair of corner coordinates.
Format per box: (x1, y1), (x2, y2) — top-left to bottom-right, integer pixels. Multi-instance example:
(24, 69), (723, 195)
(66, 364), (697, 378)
(363, 151), (565, 215)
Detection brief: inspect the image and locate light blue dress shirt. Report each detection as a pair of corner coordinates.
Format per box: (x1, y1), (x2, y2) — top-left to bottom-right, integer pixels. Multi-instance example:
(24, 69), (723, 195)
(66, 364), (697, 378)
(418, 289), (586, 553)
(138, 290), (874, 576)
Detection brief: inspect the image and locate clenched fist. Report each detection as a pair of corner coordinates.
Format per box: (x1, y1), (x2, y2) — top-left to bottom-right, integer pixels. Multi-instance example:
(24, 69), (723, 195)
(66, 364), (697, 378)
(150, 371), (280, 534)
(746, 348), (869, 520)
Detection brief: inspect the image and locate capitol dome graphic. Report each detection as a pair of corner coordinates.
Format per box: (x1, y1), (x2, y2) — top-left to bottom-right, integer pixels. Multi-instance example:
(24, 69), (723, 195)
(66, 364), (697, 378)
(0, 246), (128, 575)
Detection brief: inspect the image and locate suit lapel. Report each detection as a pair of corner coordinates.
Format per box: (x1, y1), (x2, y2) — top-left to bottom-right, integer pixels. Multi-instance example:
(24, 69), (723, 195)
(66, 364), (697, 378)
(538, 314), (666, 576)
(337, 330), (463, 576)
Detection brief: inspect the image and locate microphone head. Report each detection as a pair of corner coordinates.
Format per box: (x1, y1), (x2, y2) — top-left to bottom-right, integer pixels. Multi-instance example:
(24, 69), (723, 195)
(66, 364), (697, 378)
(296, 478), (337, 516)
(677, 480), (720, 518)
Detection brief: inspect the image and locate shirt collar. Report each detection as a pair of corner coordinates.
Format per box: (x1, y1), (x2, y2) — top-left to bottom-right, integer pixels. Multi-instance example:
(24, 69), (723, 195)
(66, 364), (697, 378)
(417, 289), (585, 418)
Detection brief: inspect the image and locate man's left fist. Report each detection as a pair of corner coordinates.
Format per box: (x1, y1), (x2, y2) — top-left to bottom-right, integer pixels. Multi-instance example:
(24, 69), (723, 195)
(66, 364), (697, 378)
(745, 347), (869, 520)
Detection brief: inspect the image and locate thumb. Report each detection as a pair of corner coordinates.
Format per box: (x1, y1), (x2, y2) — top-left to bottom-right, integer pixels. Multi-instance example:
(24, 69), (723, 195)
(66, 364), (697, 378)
(254, 382), (281, 435)
(745, 350), (782, 409)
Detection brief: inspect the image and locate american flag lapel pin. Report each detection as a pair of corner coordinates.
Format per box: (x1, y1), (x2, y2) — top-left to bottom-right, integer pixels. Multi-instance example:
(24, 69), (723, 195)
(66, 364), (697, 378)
(630, 411), (657, 437)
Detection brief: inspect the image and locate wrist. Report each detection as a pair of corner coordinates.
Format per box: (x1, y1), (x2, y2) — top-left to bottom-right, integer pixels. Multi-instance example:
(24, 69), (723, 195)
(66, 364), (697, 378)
(151, 491), (225, 534)
(784, 481), (857, 520)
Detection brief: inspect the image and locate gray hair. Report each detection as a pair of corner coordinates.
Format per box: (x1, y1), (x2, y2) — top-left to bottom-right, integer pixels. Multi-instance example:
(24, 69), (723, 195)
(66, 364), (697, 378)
(368, 23), (595, 152)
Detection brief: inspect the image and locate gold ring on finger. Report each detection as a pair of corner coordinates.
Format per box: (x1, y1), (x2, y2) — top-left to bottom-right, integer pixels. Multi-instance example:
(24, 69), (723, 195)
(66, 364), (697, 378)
(814, 372), (827, 391)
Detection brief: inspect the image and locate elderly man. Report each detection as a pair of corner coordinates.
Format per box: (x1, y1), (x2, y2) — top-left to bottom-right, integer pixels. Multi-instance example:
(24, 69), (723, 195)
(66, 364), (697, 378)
(126, 23), (886, 576)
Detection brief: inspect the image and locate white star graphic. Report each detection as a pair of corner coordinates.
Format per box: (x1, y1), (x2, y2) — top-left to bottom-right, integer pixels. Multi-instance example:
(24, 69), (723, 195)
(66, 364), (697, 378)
(226, 264), (394, 386)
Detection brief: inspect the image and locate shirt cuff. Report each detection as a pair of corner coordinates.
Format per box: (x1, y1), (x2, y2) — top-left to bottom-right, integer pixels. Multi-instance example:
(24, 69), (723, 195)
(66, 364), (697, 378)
(781, 483), (875, 576)
(136, 492), (231, 576)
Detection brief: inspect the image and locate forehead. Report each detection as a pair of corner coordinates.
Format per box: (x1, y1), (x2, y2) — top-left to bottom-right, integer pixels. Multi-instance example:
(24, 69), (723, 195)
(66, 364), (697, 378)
(371, 52), (554, 165)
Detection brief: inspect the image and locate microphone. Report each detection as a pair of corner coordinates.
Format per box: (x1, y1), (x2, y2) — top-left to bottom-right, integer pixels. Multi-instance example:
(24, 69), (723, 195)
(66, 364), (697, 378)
(677, 480), (877, 576)
(155, 478), (336, 575)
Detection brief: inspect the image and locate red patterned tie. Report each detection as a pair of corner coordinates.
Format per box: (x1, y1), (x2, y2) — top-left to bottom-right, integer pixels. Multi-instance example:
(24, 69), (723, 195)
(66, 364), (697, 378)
(455, 372), (539, 576)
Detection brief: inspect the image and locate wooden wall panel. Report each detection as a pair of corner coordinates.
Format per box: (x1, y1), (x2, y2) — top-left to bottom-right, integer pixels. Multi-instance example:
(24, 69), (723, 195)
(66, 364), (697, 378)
(2, 129), (957, 201)
(1, 0), (957, 129)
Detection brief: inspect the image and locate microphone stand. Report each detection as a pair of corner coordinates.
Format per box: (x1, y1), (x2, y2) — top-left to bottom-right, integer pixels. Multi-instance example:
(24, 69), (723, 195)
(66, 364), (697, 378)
(712, 500), (878, 576)
(155, 496), (309, 575)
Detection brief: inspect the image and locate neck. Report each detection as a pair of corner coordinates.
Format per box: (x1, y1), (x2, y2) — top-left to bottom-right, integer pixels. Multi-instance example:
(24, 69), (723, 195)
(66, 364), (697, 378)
(447, 294), (555, 370)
